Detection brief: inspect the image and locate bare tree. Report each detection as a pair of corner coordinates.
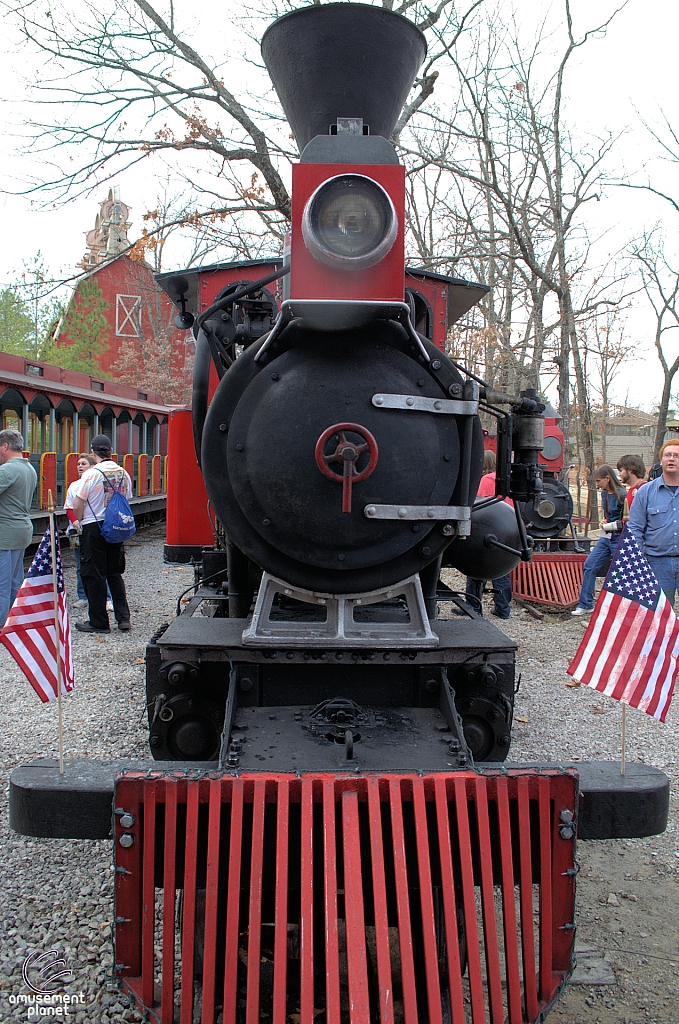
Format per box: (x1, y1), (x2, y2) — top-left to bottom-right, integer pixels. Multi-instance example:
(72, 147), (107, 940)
(397, 0), (627, 530)
(4, 0), (484, 262)
(583, 309), (634, 462)
(632, 235), (679, 462)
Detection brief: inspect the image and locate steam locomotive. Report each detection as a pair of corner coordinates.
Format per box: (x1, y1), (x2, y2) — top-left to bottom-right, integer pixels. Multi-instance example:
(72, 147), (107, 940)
(149, 4), (550, 769)
(8, 8), (668, 1024)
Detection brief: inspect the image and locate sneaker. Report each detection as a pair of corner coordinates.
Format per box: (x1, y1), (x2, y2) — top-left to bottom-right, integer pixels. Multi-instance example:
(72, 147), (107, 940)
(118, 621), (131, 632)
(571, 606), (592, 617)
(75, 621), (111, 634)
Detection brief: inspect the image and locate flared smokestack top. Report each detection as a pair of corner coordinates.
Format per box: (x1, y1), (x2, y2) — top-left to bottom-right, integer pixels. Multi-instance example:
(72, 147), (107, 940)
(261, 3), (427, 152)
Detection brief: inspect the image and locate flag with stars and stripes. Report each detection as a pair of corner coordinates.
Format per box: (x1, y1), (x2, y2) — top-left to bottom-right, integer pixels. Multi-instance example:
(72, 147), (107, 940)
(0, 525), (74, 703)
(567, 527), (678, 721)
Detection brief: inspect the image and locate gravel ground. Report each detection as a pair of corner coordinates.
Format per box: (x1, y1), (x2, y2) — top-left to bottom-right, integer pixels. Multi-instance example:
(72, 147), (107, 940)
(0, 537), (677, 1023)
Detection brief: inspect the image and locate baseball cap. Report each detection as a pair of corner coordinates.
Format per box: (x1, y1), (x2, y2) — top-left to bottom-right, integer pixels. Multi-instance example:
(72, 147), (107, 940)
(91, 434), (113, 454)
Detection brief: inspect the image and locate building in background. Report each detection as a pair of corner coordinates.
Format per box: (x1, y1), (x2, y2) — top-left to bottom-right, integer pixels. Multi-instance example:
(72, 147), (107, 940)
(54, 188), (192, 402)
(591, 405), (656, 466)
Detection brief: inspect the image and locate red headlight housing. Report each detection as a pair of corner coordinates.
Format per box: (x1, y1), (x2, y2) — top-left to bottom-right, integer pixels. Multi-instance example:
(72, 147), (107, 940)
(290, 162), (405, 301)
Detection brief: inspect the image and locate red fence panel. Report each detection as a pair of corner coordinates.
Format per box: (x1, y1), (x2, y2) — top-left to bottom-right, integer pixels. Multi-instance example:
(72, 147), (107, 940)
(151, 454), (162, 494)
(137, 454), (149, 496)
(64, 453), (79, 497)
(39, 452), (57, 510)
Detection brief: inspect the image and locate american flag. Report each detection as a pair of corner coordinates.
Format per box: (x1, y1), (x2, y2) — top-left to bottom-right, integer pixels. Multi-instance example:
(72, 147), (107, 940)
(0, 526), (74, 703)
(568, 528), (678, 721)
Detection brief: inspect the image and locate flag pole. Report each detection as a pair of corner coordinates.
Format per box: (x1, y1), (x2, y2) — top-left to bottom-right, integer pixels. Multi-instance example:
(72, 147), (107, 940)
(621, 702), (626, 776)
(47, 489), (64, 777)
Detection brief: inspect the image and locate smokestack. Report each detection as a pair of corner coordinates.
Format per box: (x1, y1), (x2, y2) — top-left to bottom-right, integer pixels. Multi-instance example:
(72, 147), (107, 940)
(261, 3), (427, 152)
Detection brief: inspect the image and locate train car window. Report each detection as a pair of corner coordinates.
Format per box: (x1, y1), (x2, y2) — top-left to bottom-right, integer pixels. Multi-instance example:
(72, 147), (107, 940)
(405, 288), (432, 340)
(91, 380), (105, 391)
(60, 416), (74, 454)
(25, 364), (43, 377)
(28, 413), (42, 453)
(2, 410), (20, 431)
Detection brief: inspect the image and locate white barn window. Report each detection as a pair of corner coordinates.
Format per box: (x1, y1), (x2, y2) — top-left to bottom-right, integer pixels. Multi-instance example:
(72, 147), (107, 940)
(116, 294), (142, 336)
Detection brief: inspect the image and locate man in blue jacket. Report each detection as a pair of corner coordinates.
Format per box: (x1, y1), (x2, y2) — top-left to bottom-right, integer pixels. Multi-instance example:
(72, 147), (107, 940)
(628, 440), (679, 603)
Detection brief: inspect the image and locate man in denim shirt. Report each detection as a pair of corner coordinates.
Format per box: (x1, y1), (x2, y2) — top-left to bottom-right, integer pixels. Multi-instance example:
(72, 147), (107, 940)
(628, 440), (679, 602)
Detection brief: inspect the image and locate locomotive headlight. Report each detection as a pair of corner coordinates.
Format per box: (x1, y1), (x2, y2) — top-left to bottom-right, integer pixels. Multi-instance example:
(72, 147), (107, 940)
(302, 174), (397, 270)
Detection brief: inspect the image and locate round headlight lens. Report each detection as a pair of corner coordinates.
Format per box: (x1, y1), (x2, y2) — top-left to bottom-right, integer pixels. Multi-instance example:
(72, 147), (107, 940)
(541, 435), (563, 461)
(302, 174), (397, 269)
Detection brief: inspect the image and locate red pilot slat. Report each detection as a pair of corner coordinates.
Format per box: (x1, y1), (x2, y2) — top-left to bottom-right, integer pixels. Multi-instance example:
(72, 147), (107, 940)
(453, 776), (485, 1023)
(323, 780), (341, 1024)
(474, 775), (504, 1024)
(300, 777), (315, 1024)
(223, 779), (245, 1024)
(161, 780), (178, 1024)
(411, 778), (443, 1024)
(341, 790), (371, 1022)
(246, 780), (267, 1024)
(272, 779), (290, 1024)
(517, 777), (539, 1020)
(140, 781), (157, 1008)
(433, 778), (466, 1023)
(495, 777), (523, 1023)
(366, 778), (394, 1024)
(388, 777), (418, 1024)
(538, 779), (554, 1003)
(180, 781), (201, 1024)
(202, 779), (223, 1024)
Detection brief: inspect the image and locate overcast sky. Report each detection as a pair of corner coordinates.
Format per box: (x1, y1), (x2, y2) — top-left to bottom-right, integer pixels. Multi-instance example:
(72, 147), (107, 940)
(0, 0), (677, 411)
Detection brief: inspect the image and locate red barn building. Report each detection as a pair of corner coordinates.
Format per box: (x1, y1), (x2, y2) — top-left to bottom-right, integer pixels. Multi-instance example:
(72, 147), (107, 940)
(55, 188), (192, 398)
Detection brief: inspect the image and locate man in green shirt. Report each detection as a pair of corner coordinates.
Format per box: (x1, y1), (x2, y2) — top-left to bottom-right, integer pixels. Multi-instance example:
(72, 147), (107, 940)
(0, 429), (38, 628)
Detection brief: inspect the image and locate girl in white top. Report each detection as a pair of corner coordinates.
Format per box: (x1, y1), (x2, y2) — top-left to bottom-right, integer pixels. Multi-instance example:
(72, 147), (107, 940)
(64, 454), (112, 607)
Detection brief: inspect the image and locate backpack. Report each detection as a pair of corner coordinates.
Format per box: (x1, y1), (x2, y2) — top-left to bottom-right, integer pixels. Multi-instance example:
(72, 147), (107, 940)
(90, 470), (137, 543)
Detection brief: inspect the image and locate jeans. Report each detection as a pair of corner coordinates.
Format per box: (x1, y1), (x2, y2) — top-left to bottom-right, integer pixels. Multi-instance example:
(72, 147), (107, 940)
(466, 573), (512, 618)
(79, 523), (130, 630)
(577, 533), (619, 610)
(0, 548), (26, 628)
(492, 574), (512, 618)
(646, 555), (679, 605)
(73, 545), (87, 602)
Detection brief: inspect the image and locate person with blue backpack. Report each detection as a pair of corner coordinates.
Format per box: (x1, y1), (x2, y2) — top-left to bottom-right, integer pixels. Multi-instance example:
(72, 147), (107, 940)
(71, 434), (136, 634)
